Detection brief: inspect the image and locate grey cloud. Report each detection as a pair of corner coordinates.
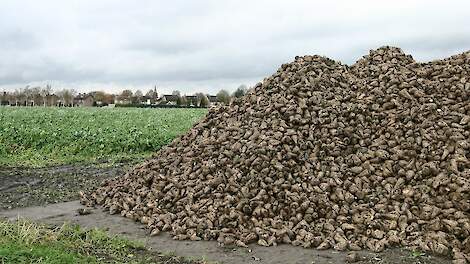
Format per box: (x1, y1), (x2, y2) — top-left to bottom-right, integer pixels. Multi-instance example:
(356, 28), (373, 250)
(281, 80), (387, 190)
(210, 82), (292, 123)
(0, 63), (104, 86)
(400, 36), (470, 59)
(124, 38), (207, 56)
(0, 30), (37, 50)
(0, 0), (469, 93)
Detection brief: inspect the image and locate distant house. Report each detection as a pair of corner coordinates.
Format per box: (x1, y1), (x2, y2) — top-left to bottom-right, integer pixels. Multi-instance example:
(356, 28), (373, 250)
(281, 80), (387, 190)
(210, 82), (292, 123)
(158, 94), (219, 107)
(141, 95), (158, 105)
(207, 95), (222, 106)
(115, 98), (130, 105)
(141, 96), (150, 105)
(73, 94), (82, 106)
(115, 96), (132, 105)
(84, 95), (95, 106)
(46, 94), (59, 107)
(208, 95), (218, 105)
(161, 94), (179, 105)
(74, 93), (95, 107)
(185, 95), (197, 106)
(88, 91), (111, 106)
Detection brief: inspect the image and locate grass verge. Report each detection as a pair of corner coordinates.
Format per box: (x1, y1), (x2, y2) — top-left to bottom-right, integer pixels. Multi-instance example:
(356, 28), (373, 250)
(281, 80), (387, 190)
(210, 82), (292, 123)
(0, 219), (207, 264)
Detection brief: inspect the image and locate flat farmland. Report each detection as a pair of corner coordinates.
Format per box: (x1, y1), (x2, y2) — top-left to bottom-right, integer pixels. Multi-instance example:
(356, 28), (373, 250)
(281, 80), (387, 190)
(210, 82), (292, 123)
(0, 107), (207, 167)
(0, 107), (210, 263)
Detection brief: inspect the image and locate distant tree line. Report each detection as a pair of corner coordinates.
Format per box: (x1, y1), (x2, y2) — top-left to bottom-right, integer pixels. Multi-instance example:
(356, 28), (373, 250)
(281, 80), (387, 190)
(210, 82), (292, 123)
(0, 85), (78, 107)
(1, 84), (249, 108)
(217, 84), (248, 104)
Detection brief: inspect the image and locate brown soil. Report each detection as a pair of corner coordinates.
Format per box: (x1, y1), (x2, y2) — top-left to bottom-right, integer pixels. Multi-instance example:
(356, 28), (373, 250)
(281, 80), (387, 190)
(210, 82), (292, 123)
(0, 163), (132, 210)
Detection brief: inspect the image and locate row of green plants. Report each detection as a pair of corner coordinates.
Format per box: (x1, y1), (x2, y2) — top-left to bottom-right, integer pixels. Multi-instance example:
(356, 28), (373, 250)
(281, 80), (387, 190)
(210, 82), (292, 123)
(0, 107), (207, 167)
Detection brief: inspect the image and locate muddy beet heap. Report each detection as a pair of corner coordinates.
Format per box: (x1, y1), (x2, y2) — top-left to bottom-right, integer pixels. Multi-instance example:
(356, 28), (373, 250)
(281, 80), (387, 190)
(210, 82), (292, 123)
(82, 47), (470, 263)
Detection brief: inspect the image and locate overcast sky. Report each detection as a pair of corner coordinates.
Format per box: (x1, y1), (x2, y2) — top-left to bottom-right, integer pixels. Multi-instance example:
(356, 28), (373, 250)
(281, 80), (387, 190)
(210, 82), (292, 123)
(1, 0), (469, 95)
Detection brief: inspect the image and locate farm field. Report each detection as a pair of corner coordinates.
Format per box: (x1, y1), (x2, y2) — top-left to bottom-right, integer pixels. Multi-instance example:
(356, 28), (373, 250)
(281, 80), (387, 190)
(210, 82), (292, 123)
(0, 107), (210, 264)
(0, 107), (207, 167)
(0, 107), (207, 209)
(0, 105), (455, 264)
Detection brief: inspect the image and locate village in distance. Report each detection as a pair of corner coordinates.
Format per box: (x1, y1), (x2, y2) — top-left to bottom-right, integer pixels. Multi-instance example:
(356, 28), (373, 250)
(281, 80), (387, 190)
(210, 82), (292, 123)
(0, 84), (248, 108)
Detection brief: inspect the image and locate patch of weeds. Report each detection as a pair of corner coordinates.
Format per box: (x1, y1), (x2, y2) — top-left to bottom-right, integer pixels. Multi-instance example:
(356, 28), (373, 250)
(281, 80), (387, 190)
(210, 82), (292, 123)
(410, 249), (426, 258)
(0, 219), (207, 264)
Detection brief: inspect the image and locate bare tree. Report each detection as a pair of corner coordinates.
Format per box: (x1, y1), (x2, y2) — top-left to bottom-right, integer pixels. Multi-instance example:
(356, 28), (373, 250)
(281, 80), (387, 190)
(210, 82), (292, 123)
(0, 91), (6, 105)
(176, 95), (187, 106)
(94, 91), (106, 103)
(135, 90), (143, 98)
(23, 86), (32, 106)
(12, 90), (18, 106)
(233, 84), (247, 98)
(146, 87), (158, 99)
(31, 86), (42, 106)
(15, 88), (25, 106)
(55, 90), (64, 106)
(5, 92), (12, 105)
(133, 90), (143, 104)
(200, 94), (209, 108)
(216, 89), (231, 105)
(56, 89), (74, 106)
(195, 93), (204, 107)
(40, 84), (52, 107)
(63, 90), (70, 106)
(120, 89), (133, 104)
(70, 89), (77, 106)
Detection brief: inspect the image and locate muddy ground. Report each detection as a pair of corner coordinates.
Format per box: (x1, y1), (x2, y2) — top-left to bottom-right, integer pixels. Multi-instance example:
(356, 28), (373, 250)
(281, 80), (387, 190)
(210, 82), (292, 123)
(0, 164), (453, 264)
(0, 163), (133, 210)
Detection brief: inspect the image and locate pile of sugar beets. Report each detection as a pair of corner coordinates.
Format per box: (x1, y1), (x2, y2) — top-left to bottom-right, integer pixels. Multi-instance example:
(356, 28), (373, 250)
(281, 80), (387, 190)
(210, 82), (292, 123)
(82, 47), (470, 263)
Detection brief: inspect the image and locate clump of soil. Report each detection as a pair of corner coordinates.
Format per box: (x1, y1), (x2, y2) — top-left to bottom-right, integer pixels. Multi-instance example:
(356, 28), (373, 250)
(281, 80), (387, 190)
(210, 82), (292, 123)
(83, 47), (470, 263)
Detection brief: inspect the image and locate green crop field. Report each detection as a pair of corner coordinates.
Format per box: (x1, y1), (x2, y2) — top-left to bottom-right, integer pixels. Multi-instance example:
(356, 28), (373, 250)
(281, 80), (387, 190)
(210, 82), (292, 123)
(0, 107), (207, 167)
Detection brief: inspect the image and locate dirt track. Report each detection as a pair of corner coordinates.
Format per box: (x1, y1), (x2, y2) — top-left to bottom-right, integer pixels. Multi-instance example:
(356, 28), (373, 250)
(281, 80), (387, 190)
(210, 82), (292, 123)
(0, 164), (453, 263)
